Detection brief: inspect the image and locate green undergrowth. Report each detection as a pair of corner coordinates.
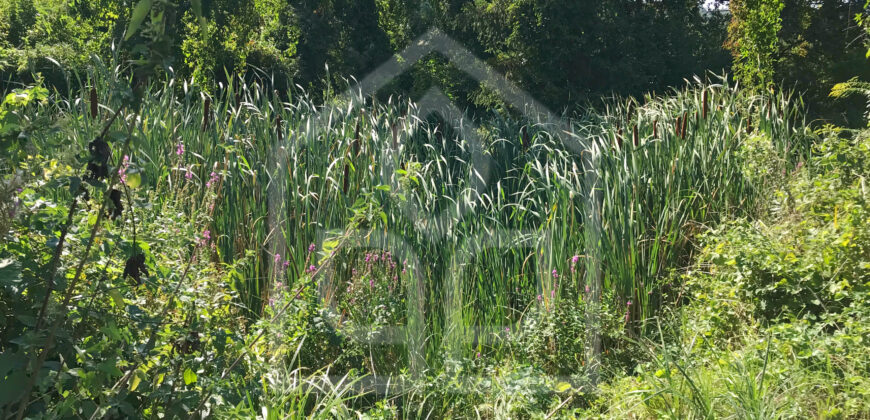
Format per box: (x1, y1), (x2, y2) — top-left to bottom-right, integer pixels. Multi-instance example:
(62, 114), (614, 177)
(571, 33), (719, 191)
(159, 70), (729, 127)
(1, 70), (867, 418)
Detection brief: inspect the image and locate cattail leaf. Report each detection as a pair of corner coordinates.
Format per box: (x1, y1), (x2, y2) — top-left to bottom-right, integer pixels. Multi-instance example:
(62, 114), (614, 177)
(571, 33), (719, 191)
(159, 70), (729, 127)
(125, 0), (153, 41)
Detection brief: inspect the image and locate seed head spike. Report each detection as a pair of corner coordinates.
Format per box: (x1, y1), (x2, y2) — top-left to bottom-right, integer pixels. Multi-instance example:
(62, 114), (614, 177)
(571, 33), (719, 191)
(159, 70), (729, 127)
(89, 87), (98, 119)
(681, 112), (688, 138)
(702, 89), (708, 119)
(632, 125), (638, 147)
(343, 163), (350, 195)
(616, 124), (623, 148)
(353, 117), (361, 156)
(201, 97), (211, 132)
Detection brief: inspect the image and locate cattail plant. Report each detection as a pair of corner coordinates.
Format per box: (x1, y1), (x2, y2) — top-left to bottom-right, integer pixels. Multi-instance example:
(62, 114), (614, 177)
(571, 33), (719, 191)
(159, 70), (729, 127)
(342, 163), (350, 195)
(201, 97), (211, 132)
(353, 117), (361, 156)
(675, 116), (682, 139)
(681, 112), (688, 138)
(702, 89), (709, 119)
(616, 124), (623, 148)
(90, 86), (98, 119)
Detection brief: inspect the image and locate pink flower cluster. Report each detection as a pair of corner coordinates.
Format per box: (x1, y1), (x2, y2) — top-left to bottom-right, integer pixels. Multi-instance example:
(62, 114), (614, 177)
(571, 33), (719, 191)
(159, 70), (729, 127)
(118, 155), (130, 183)
(205, 171), (220, 188)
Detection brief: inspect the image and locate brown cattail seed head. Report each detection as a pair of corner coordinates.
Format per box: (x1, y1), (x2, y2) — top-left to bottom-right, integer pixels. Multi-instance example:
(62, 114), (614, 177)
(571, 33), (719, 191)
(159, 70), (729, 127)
(391, 122), (398, 149)
(353, 119), (361, 156)
(276, 115), (283, 141)
(201, 98), (211, 132)
(632, 125), (638, 147)
(681, 112), (688, 138)
(653, 120), (658, 138)
(702, 90), (709, 119)
(90, 87), (98, 119)
(616, 124), (623, 148)
(343, 163), (350, 194)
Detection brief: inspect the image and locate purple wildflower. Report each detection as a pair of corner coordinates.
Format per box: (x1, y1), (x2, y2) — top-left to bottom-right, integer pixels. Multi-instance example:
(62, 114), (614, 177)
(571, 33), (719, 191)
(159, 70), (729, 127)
(118, 155), (130, 183)
(308, 243), (316, 252)
(552, 269), (558, 279)
(205, 171), (219, 188)
(274, 253), (282, 264)
(537, 294), (542, 302)
(176, 141), (185, 156)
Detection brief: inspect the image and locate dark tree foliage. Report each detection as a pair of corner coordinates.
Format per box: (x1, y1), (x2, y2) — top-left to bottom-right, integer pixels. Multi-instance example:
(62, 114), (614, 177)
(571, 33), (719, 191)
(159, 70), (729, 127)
(1, 0), (868, 123)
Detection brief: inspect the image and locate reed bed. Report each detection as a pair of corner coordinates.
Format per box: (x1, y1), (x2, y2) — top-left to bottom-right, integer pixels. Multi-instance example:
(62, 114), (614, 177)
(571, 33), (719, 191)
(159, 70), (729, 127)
(47, 72), (811, 364)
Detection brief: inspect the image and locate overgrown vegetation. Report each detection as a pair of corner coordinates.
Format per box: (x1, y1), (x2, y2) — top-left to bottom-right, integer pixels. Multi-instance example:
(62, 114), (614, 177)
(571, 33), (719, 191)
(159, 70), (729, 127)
(1, 0), (869, 419)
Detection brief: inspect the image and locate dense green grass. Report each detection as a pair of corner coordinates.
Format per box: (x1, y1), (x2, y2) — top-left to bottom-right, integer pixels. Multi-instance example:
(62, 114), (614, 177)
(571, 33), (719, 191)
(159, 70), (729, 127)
(50, 71), (810, 364)
(10, 64), (870, 418)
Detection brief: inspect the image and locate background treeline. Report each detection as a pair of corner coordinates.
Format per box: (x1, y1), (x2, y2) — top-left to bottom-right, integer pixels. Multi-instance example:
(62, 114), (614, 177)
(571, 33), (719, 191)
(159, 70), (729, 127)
(1, 0), (869, 121)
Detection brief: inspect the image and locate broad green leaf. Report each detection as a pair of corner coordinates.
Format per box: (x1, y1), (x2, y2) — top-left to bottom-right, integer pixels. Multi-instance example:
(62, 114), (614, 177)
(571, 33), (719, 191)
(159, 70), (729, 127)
(183, 367), (197, 385)
(0, 259), (22, 287)
(125, 0), (154, 41)
(109, 289), (125, 308)
(125, 172), (142, 189)
(130, 370), (145, 391)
